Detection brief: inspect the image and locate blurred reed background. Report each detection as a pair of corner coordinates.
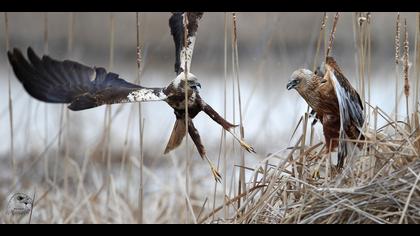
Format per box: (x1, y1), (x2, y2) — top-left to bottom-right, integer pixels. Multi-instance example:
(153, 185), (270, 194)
(0, 12), (418, 223)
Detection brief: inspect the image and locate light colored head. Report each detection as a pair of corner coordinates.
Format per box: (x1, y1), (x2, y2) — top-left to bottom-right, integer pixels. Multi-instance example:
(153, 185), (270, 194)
(287, 69), (313, 91)
(6, 193), (33, 216)
(173, 72), (201, 91)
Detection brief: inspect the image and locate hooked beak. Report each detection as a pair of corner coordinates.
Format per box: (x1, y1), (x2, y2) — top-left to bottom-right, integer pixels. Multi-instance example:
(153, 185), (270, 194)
(286, 79), (297, 90)
(191, 81), (201, 90)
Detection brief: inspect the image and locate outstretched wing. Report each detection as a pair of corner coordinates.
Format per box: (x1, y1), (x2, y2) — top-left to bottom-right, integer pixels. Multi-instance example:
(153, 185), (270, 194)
(169, 12), (203, 75)
(8, 47), (166, 111)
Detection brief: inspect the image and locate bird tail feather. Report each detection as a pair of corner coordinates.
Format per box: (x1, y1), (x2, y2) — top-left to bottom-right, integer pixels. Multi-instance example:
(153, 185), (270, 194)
(164, 118), (187, 154)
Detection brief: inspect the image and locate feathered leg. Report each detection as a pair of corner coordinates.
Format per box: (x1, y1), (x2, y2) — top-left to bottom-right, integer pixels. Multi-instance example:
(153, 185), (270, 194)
(164, 117), (221, 182)
(187, 119), (221, 182)
(201, 102), (255, 153)
(322, 114), (342, 166)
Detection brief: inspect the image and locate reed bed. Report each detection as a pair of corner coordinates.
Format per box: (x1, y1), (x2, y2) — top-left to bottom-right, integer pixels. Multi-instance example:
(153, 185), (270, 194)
(212, 109), (420, 223)
(199, 12), (420, 224)
(1, 12), (420, 224)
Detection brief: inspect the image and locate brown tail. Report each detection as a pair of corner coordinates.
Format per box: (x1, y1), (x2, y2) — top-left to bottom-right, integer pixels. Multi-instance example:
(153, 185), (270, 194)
(348, 124), (366, 150)
(356, 133), (366, 149)
(164, 118), (187, 154)
(337, 127), (367, 169)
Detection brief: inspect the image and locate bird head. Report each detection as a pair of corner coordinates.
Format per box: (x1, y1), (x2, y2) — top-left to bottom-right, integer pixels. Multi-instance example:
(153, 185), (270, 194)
(7, 193), (33, 215)
(172, 72), (201, 92)
(287, 69), (313, 91)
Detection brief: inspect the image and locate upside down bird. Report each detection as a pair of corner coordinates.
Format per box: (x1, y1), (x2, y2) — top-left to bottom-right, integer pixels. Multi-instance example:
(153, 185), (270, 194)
(287, 57), (365, 168)
(7, 12), (254, 182)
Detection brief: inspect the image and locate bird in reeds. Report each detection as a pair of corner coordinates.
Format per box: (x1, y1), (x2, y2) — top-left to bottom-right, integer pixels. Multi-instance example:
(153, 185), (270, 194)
(287, 56), (365, 168)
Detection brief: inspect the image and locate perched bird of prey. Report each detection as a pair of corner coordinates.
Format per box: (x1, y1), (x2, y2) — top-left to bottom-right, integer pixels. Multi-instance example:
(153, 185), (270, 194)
(7, 12), (254, 182)
(287, 57), (365, 168)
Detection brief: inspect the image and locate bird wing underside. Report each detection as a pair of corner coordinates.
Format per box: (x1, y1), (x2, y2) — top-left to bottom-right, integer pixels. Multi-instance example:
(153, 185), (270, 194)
(8, 47), (165, 111)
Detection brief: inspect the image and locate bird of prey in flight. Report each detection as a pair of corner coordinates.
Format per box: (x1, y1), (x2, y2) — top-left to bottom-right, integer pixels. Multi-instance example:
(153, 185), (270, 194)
(287, 57), (365, 168)
(7, 12), (255, 182)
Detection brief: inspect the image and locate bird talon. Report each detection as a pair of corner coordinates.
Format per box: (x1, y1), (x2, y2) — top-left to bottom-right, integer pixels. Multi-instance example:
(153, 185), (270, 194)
(211, 167), (222, 183)
(311, 168), (320, 179)
(240, 140), (256, 153)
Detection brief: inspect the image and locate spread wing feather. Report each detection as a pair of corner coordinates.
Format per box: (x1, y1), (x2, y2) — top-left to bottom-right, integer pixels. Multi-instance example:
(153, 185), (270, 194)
(8, 47), (166, 111)
(169, 12), (203, 75)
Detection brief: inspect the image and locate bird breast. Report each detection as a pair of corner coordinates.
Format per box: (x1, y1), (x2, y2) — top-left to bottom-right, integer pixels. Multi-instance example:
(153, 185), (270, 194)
(165, 90), (198, 110)
(298, 78), (339, 116)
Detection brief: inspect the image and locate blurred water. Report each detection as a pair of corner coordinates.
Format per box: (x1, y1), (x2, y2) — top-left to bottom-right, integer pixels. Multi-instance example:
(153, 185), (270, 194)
(0, 12), (417, 161)
(1, 12), (419, 222)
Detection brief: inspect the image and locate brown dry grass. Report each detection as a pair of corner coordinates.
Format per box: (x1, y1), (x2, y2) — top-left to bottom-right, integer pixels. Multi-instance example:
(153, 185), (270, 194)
(2, 12), (420, 224)
(208, 112), (420, 224)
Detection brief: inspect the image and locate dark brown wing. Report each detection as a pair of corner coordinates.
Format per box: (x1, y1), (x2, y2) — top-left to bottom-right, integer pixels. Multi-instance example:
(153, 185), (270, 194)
(8, 47), (165, 111)
(326, 56), (364, 128)
(325, 57), (364, 167)
(169, 12), (203, 75)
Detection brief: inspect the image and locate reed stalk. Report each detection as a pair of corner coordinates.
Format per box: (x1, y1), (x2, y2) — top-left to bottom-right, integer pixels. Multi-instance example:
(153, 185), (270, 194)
(135, 12), (145, 224)
(182, 13), (192, 223)
(232, 12), (247, 214)
(403, 19), (410, 126)
(395, 13), (401, 123)
(4, 12), (15, 183)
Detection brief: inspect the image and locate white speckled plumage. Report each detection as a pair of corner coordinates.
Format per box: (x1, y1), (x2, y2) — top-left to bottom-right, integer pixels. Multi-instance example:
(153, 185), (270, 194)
(172, 72), (198, 88)
(126, 89), (166, 102)
(180, 36), (196, 73)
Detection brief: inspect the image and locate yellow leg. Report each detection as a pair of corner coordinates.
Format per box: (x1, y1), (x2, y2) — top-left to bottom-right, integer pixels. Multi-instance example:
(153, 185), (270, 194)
(227, 129), (256, 153)
(203, 154), (222, 183)
(311, 168), (321, 179)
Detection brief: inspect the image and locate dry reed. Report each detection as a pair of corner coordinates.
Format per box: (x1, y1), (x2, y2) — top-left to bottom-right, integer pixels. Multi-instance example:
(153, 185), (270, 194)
(395, 13), (401, 123)
(403, 19), (410, 125)
(3, 12), (420, 225)
(205, 108), (420, 223)
(231, 12), (247, 214)
(4, 12), (15, 183)
(135, 11), (145, 225)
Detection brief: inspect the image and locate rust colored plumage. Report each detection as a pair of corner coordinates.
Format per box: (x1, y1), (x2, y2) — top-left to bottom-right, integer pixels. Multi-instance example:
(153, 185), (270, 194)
(287, 56), (365, 168)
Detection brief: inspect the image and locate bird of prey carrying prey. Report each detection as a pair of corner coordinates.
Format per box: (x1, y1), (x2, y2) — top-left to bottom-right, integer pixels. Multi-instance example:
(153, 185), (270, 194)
(7, 12), (255, 182)
(287, 57), (365, 168)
